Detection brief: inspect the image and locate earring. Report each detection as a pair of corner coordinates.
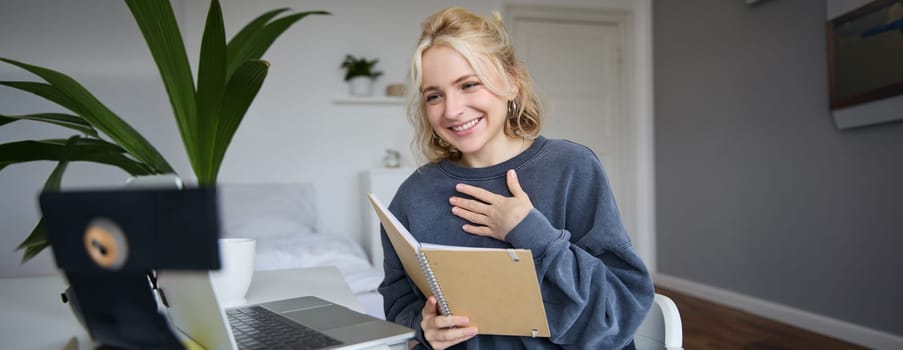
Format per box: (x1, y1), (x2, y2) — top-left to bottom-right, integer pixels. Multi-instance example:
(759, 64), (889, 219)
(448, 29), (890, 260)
(433, 131), (450, 148)
(508, 99), (518, 117)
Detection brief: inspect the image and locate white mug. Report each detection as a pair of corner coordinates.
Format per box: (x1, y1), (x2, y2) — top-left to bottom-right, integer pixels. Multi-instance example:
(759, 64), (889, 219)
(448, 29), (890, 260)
(210, 238), (256, 308)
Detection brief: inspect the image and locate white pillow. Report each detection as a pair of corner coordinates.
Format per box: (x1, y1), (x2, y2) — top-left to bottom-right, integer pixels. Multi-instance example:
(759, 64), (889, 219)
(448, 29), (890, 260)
(253, 233), (383, 294)
(218, 183), (318, 239)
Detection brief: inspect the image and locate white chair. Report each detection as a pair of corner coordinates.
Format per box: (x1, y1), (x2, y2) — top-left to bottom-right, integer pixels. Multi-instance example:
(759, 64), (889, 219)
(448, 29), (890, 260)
(634, 293), (683, 350)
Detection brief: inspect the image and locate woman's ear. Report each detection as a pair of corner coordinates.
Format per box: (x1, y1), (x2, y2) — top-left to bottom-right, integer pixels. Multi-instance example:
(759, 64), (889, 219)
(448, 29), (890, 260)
(507, 68), (521, 99)
(510, 83), (521, 101)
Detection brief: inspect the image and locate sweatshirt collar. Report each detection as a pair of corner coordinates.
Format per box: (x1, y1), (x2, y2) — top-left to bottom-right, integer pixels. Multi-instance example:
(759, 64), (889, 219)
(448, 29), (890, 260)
(437, 136), (548, 180)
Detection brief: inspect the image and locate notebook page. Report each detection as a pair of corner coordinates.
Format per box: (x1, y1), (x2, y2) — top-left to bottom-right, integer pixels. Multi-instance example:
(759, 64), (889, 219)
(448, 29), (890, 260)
(367, 193), (419, 248)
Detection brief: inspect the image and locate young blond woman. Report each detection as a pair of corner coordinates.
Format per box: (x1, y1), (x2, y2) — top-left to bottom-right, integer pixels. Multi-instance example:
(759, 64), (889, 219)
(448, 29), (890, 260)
(378, 7), (653, 349)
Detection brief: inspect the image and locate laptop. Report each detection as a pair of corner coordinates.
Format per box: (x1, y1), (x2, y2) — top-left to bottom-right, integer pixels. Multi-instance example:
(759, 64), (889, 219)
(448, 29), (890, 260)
(39, 186), (222, 349)
(156, 270), (414, 350)
(40, 184), (413, 350)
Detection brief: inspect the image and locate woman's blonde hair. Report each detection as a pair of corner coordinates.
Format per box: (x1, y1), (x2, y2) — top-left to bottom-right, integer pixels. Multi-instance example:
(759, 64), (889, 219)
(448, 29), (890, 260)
(407, 7), (542, 163)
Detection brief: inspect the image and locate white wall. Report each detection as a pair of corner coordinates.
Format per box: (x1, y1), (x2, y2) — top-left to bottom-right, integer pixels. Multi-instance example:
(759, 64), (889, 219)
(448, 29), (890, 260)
(0, 0), (646, 277)
(0, 0), (190, 276)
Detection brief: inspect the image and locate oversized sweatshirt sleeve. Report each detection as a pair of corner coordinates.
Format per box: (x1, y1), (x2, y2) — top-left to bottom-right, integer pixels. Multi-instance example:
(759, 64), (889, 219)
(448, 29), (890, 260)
(505, 158), (655, 348)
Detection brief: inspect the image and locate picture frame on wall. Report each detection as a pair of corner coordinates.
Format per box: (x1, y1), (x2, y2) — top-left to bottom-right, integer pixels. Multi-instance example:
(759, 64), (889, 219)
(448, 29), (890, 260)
(826, 0), (903, 129)
(827, 0), (903, 110)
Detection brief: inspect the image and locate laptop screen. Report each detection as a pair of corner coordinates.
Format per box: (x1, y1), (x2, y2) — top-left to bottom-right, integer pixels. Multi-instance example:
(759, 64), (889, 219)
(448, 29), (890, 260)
(40, 187), (221, 272)
(39, 186), (223, 349)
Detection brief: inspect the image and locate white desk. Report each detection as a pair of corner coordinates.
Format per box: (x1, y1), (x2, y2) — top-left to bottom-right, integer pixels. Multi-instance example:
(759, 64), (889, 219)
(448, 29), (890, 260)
(0, 266), (363, 350)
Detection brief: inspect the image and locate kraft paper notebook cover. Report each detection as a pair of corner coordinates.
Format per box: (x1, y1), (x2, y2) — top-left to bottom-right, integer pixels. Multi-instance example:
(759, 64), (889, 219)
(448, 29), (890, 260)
(368, 194), (550, 337)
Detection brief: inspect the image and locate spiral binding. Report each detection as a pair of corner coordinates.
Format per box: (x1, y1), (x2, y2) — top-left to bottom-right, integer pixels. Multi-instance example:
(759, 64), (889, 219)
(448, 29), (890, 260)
(417, 251), (451, 315)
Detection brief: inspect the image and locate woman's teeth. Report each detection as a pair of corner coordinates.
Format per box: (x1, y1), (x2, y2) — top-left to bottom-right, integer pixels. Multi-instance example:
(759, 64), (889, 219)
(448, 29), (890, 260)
(451, 118), (481, 132)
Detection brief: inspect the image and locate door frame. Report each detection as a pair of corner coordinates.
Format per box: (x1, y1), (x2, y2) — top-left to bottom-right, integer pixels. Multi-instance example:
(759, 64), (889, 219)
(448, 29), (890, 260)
(504, 2), (656, 272)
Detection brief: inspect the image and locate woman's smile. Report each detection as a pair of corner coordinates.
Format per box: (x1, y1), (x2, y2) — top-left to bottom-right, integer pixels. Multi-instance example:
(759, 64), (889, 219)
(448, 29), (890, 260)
(450, 116), (484, 133)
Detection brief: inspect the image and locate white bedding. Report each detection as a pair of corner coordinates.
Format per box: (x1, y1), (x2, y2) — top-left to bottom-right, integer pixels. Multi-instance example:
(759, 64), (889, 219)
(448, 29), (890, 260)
(217, 182), (386, 319)
(254, 233), (386, 319)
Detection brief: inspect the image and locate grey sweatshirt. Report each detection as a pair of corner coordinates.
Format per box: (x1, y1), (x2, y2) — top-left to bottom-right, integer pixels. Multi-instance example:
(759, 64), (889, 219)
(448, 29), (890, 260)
(378, 136), (654, 349)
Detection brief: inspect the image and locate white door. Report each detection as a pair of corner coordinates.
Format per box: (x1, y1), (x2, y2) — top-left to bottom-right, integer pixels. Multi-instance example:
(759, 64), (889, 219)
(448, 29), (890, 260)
(507, 7), (637, 241)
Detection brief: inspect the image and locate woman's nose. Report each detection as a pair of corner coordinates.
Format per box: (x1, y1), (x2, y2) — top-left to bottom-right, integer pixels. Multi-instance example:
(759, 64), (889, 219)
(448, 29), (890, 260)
(443, 92), (464, 119)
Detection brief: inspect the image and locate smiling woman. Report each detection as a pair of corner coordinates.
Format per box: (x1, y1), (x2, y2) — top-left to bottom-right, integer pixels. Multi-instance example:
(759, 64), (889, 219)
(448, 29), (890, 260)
(379, 7), (654, 350)
(420, 46), (517, 167)
(406, 10), (541, 165)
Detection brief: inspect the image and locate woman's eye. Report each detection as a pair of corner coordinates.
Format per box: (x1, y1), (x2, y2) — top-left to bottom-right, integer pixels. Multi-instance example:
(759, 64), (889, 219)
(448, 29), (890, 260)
(424, 94), (441, 104)
(462, 81), (481, 90)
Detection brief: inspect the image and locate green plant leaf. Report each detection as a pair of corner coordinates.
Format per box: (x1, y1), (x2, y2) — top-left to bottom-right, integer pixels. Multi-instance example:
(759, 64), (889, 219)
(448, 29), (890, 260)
(42, 138), (70, 190)
(225, 7), (291, 79)
(0, 81), (82, 115)
(16, 135), (75, 263)
(207, 60), (269, 184)
(124, 0), (198, 173)
(225, 10), (330, 79)
(16, 219), (47, 250)
(0, 59), (174, 174)
(19, 241), (49, 263)
(0, 115), (13, 127)
(1, 113), (99, 138)
(195, 0), (227, 184)
(341, 55), (383, 81)
(0, 139), (155, 176)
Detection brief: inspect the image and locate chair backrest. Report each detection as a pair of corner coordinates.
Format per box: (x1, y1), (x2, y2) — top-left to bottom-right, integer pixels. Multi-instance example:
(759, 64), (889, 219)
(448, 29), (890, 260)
(634, 293), (683, 350)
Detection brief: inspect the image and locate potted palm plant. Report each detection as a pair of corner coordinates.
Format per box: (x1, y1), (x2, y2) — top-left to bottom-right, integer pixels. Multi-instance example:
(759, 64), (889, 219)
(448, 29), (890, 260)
(341, 54), (383, 96)
(0, 0), (329, 263)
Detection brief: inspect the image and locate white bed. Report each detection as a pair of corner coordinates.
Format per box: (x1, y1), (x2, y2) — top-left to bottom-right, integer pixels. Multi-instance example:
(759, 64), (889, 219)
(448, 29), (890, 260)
(217, 182), (386, 319)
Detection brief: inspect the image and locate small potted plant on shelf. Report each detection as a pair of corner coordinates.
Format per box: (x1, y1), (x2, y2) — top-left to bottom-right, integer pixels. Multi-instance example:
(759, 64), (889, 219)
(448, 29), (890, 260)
(341, 54), (383, 97)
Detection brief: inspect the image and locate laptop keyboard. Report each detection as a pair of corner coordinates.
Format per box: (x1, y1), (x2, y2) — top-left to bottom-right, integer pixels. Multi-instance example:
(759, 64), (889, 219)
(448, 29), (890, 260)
(227, 306), (344, 350)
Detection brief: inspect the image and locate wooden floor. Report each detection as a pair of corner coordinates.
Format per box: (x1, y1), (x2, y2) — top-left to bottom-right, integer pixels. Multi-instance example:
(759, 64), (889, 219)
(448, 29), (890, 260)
(654, 286), (867, 350)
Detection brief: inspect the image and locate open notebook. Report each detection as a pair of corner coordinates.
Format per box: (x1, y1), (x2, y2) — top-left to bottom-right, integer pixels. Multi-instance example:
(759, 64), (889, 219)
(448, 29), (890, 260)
(368, 194), (550, 337)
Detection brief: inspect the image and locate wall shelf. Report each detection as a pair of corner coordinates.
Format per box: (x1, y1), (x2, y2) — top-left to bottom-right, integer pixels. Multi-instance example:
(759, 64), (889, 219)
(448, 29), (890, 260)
(333, 96), (404, 105)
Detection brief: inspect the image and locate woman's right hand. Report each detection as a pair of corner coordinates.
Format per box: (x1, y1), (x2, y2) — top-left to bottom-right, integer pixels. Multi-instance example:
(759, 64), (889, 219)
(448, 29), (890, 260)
(421, 296), (478, 349)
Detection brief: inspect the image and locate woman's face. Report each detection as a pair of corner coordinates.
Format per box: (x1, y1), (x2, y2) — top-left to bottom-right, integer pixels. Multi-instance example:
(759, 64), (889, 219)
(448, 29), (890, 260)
(420, 45), (514, 166)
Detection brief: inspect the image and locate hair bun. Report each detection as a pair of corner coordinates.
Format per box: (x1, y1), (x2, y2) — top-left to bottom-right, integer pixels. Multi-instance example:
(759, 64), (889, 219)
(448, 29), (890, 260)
(491, 10), (504, 25)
